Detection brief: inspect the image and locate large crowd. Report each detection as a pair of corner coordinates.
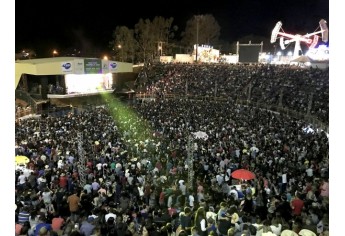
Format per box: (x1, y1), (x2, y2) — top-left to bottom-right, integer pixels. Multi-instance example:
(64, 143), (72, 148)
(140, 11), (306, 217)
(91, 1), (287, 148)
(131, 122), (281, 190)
(137, 63), (328, 124)
(15, 63), (329, 236)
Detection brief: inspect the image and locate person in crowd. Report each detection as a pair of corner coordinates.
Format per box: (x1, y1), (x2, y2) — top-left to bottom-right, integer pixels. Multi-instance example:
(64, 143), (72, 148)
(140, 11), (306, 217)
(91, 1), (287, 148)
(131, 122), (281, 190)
(194, 207), (208, 236)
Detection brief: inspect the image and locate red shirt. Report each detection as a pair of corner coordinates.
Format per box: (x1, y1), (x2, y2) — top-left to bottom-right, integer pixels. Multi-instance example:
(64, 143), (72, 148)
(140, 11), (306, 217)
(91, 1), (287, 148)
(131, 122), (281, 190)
(15, 223), (22, 235)
(51, 217), (65, 230)
(159, 191), (165, 204)
(168, 207), (177, 216)
(87, 161), (93, 169)
(59, 176), (67, 188)
(291, 198), (304, 216)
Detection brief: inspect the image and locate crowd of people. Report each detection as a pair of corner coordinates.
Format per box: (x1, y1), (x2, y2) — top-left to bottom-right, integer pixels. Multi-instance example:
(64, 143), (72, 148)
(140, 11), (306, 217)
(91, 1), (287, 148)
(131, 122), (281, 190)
(137, 63), (328, 124)
(15, 63), (329, 236)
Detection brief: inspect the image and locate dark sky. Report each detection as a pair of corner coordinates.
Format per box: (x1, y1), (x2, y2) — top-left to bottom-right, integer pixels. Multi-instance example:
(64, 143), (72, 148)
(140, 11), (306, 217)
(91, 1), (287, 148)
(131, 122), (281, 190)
(15, 0), (329, 56)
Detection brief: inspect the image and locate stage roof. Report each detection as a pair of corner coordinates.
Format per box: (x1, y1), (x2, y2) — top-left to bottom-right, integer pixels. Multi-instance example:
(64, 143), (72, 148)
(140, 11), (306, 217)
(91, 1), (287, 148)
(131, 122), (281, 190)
(15, 57), (133, 89)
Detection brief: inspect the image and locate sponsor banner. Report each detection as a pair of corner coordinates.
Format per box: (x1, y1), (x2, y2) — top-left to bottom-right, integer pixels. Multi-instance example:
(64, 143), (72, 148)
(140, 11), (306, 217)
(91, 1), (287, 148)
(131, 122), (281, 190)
(84, 59), (102, 74)
(74, 59), (84, 74)
(108, 61), (118, 72)
(61, 61), (73, 73)
(102, 60), (109, 73)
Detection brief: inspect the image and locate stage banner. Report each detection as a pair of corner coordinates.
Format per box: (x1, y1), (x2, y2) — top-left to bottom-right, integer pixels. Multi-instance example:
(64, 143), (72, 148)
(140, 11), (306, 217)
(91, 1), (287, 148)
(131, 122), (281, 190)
(84, 59), (102, 74)
(108, 61), (118, 73)
(61, 61), (73, 73)
(102, 60), (109, 73)
(74, 59), (84, 74)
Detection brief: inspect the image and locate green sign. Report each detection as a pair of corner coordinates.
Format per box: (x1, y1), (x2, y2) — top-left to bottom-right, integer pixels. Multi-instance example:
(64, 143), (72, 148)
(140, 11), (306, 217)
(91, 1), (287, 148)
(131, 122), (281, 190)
(84, 59), (102, 74)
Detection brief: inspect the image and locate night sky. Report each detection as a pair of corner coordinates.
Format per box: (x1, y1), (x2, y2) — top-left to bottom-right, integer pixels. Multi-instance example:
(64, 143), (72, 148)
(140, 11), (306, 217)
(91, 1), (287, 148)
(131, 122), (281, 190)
(15, 0), (329, 56)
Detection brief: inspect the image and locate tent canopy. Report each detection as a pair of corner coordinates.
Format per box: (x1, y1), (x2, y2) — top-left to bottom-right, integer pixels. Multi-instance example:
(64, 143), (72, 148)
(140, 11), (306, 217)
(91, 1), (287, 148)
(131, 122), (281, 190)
(290, 55), (310, 63)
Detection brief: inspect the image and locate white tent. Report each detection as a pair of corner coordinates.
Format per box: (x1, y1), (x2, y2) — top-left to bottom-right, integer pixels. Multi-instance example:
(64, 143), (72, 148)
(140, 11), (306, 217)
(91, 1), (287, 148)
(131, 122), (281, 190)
(290, 55), (311, 63)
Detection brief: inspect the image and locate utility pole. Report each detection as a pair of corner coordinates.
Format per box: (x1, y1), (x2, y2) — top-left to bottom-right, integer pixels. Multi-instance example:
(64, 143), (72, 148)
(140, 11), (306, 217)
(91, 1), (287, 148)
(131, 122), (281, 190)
(196, 17), (199, 63)
(158, 41), (164, 57)
(195, 15), (203, 63)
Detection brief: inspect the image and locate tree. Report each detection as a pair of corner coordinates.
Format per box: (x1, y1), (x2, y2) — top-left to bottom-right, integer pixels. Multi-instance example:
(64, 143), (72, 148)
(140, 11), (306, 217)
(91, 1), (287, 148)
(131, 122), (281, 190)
(109, 26), (137, 62)
(181, 14), (221, 50)
(134, 18), (156, 64)
(151, 16), (178, 56)
(134, 16), (176, 64)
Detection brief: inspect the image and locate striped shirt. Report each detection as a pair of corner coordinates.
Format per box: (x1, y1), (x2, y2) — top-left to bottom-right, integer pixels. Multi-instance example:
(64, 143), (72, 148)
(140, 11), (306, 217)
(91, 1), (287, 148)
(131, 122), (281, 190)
(18, 211), (30, 224)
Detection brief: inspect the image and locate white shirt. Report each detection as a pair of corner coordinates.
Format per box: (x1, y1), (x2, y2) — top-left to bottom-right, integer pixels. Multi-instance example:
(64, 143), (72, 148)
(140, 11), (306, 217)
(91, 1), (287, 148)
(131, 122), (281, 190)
(306, 168), (313, 177)
(225, 169), (231, 182)
(252, 223), (263, 236)
(68, 155), (74, 164)
(206, 211), (217, 221)
(96, 163), (103, 171)
(127, 176), (134, 185)
(105, 212), (117, 222)
(167, 195), (173, 208)
(265, 187), (271, 195)
(18, 174), (26, 184)
(189, 194), (195, 207)
(216, 174), (224, 185)
(316, 220), (324, 234)
(57, 161), (64, 169)
(138, 186), (144, 196)
(180, 184), (187, 195)
(282, 174), (287, 184)
(83, 184), (92, 194)
(219, 160), (225, 169)
(200, 218), (207, 231)
(137, 176), (144, 185)
(23, 168), (33, 178)
(270, 224), (282, 236)
(42, 191), (53, 204)
(229, 189), (238, 200)
(136, 162), (141, 169)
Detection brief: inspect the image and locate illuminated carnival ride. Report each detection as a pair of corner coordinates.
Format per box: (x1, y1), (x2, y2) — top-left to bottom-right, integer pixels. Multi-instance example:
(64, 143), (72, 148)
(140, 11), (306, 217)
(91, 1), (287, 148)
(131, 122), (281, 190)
(270, 19), (328, 59)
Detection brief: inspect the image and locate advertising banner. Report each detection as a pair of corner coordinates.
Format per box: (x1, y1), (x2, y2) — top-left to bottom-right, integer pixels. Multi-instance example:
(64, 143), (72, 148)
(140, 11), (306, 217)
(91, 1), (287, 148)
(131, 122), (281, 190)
(74, 59), (84, 74)
(102, 60), (109, 73)
(84, 59), (102, 74)
(108, 61), (118, 73)
(61, 61), (73, 73)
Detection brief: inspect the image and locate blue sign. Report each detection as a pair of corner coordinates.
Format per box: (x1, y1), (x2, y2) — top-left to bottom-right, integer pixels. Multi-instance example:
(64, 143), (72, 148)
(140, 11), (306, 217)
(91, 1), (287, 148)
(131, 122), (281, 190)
(110, 62), (117, 69)
(62, 63), (71, 69)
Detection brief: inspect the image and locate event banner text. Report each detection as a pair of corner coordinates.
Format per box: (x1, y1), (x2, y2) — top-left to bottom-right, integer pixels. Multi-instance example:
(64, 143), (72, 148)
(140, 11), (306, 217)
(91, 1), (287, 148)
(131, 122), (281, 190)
(84, 59), (102, 74)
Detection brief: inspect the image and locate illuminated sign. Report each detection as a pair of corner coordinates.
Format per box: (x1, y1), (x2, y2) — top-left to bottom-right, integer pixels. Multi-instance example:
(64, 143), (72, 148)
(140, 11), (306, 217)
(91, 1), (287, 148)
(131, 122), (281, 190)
(84, 59), (102, 74)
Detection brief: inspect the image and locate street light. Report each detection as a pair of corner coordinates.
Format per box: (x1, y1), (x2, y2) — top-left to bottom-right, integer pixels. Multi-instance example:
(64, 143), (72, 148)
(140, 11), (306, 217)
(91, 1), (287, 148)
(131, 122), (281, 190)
(53, 50), (58, 57)
(117, 44), (123, 62)
(158, 45), (162, 56)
